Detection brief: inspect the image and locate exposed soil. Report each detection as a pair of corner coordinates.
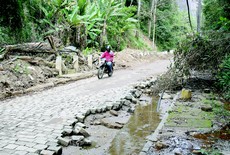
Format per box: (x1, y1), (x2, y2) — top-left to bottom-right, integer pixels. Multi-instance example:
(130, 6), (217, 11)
(0, 48), (171, 99)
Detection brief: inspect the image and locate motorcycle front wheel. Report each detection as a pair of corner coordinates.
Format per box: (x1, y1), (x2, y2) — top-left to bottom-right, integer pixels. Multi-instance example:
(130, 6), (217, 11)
(98, 66), (105, 79)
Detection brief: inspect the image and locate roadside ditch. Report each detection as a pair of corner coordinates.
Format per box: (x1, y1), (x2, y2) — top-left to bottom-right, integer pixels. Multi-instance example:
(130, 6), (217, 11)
(44, 76), (230, 155)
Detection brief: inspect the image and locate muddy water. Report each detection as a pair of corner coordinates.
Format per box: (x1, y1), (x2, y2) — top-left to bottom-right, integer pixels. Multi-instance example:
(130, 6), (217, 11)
(194, 124), (230, 141)
(63, 97), (161, 155)
(108, 97), (161, 155)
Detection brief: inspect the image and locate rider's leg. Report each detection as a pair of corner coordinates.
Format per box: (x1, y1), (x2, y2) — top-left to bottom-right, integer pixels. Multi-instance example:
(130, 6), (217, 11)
(106, 62), (112, 73)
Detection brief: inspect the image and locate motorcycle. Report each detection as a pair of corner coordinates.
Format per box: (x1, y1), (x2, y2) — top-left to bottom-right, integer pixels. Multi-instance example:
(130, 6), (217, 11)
(97, 58), (114, 79)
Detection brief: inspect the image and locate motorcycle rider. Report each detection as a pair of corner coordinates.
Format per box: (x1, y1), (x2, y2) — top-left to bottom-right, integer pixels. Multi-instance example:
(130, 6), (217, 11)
(100, 45), (114, 76)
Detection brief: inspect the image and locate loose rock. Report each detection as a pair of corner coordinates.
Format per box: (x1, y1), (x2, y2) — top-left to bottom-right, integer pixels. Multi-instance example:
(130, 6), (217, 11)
(58, 137), (71, 147)
(79, 128), (90, 137)
(155, 141), (168, 150)
(110, 110), (118, 116)
(201, 104), (213, 112)
(180, 89), (192, 100)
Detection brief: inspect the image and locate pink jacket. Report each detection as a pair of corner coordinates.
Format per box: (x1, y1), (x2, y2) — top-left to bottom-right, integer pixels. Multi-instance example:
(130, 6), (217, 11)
(100, 51), (114, 62)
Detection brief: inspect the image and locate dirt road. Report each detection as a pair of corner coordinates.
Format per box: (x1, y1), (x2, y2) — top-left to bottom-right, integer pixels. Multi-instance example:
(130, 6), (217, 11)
(0, 58), (171, 155)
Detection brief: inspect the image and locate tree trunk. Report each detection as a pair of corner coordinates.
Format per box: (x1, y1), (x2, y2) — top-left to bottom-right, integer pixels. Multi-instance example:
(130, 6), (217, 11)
(186, 0), (193, 31)
(148, 0), (155, 38)
(136, 0), (141, 38)
(197, 0), (202, 33)
(130, 0), (134, 6)
(100, 20), (107, 47)
(70, 27), (77, 47)
(152, 0), (157, 49)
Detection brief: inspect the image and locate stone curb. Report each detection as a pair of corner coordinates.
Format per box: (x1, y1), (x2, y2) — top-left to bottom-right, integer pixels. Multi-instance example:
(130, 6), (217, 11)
(0, 71), (96, 100)
(139, 92), (180, 154)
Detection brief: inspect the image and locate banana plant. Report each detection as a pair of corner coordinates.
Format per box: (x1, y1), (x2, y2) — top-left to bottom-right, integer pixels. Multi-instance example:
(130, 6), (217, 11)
(95, 0), (125, 47)
(107, 6), (138, 50)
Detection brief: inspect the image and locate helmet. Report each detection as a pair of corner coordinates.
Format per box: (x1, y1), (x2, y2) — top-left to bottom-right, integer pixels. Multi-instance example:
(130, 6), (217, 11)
(106, 45), (111, 52)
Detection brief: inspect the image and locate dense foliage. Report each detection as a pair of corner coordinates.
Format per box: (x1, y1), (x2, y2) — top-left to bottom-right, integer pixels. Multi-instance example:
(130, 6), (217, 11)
(173, 0), (230, 101)
(0, 0), (190, 52)
(0, 0), (143, 51)
(203, 0), (230, 31)
(217, 56), (230, 100)
(155, 0), (190, 51)
(139, 0), (191, 51)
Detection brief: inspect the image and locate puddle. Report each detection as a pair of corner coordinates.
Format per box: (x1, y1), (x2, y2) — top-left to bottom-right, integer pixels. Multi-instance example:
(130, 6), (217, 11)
(193, 123), (230, 141)
(108, 97), (160, 155)
(62, 97), (161, 155)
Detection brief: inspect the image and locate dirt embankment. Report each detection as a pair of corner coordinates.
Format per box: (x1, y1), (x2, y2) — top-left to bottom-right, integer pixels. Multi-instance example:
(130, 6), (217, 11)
(0, 47), (172, 99)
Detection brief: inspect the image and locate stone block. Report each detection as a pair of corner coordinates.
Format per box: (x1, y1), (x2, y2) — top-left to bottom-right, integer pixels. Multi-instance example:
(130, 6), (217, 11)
(73, 55), (79, 72)
(14, 150), (28, 155)
(110, 110), (118, 116)
(40, 150), (55, 155)
(57, 137), (70, 147)
(141, 141), (153, 152)
(71, 135), (84, 142)
(61, 129), (72, 136)
(131, 98), (138, 104)
(4, 144), (19, 149)
(82, 138), (92, 146)
(90, 108), (97, 114)
(75, 122), (86, 128)
(125, 95), (133, 100)
(72, 127), (81, 135)
(131, 90), (139, 98)
(96, 108), (102, 113)
(15, 146), (29, 151)
(88, 55), (93, 69)
(75, 114), (85, 123)
(34, 139), (47, 145)
(101, 106), (107, 112)
(106, 104), (113, 110)
(112, 102), (121, 110)
(124, 100), (131, 106)
(26, 147), (37, 153)
(47, 146), (62, 155)
(79, 128), (90, 137)
(55, 56), (62, 75)
(33, 144), (48, 151)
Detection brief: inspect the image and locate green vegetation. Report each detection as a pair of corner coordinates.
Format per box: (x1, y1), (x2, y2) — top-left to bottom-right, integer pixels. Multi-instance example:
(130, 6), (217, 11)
(167, 103), (213, 128)
(203, 0), (230, 31)
(0, 0), (191, 52)
(171, 0), (230, 101)
(0, 0), (144, 51)
(200, 148), (222, 155)
(203, 98), (230, 121)
(12, 61), (30, 75)
(154, 1), (191, 51)
(217, 56), (230, 100)
(139, 0), (191, 51)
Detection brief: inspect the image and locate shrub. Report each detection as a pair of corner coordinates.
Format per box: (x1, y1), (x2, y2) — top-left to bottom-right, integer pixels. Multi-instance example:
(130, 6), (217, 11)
(217, 55), (230, 101)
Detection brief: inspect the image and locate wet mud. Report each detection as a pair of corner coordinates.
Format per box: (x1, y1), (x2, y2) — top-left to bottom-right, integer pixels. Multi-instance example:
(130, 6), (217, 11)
(63, 97), (161, 155)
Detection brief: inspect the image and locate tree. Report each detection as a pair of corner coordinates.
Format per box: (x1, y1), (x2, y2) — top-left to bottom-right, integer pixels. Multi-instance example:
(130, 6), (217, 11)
(197, 0), (202, 33)
(203, 0), (230, 31)
(186, 0), (193, 31)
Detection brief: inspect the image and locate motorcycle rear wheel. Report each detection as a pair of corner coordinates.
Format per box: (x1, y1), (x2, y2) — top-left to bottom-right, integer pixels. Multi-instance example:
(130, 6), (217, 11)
(98, 66), (105, 79)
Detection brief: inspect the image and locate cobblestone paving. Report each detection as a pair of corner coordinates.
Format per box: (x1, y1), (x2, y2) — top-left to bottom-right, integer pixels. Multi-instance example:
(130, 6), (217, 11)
(0, 60), (170, 155)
